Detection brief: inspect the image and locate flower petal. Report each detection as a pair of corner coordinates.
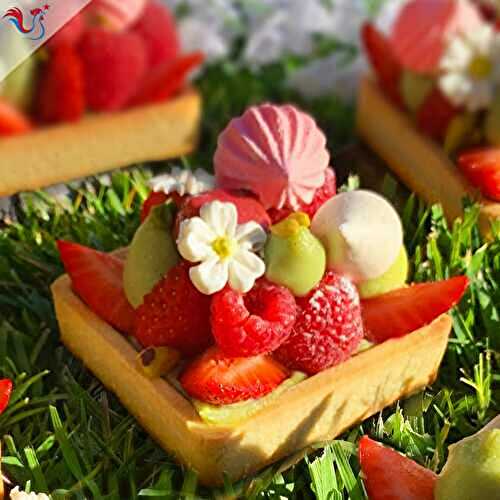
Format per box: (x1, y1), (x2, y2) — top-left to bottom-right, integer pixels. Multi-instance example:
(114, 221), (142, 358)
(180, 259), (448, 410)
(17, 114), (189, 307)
(234, 221), (267, 251)
(177, 217), (216, 262)
(200, 200), (238, 238)
(228, 250), (265, 293)
(189, 257), (229, 295)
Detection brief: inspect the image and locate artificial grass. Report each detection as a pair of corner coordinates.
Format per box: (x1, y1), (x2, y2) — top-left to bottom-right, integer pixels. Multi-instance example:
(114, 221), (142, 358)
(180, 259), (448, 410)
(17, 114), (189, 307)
(0, 61), (498, 499)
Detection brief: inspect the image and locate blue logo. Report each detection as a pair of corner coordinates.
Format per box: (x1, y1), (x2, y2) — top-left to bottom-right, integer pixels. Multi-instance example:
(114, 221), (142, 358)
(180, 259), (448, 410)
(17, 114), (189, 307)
(3, 4), (50, 41)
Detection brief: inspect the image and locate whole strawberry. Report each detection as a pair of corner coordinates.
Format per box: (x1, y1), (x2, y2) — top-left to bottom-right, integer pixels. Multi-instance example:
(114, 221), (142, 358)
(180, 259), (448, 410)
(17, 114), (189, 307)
(37, 43), (85, 124)
(78, 28), (147, 111)
(132, 0), (180, 68)
(135, 261), (212, 356)
(275, 271), (363, 374)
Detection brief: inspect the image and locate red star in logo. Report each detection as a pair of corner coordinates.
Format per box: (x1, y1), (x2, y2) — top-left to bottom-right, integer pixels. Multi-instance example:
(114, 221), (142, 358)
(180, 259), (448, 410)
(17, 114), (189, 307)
(43, 4), (50, 10)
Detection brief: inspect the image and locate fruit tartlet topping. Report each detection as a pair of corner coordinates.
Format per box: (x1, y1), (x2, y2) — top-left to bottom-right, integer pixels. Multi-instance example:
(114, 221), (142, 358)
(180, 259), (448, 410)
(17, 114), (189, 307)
(0, 0), (203, 136)
(363, 0), (500, 202)
(58, 103), (469, 421)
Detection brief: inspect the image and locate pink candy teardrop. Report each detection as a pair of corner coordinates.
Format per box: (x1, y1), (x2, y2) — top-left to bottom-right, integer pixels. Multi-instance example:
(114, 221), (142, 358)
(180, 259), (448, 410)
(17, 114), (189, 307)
(390, 0), (483, 74)
(214, 104), (330, 210)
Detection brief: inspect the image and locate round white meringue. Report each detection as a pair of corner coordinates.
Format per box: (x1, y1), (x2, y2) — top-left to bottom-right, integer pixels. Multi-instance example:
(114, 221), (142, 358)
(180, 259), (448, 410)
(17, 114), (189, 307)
(310, 190), (403, 283)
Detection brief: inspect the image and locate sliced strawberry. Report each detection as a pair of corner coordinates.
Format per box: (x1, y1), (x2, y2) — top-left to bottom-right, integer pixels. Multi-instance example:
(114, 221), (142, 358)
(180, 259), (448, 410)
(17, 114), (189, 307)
(0, 379), (13, 414)
(0, 97), (32, 136)
(417, 88), (459, 141)
(361, 23), (402, 105)
(359, 436), (437, 500)
(362, 276), (469, 343)
(179, 346), (289, 405)
(130, 52), (204, 106)
(57, 240), (135, 334)
(458, 147), (500, 201)
(176, 189), (271, 235)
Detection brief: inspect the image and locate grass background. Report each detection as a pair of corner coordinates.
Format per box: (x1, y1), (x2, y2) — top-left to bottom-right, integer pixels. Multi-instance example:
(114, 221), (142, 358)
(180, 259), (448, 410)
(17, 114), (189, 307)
(0, 51), (499, 499)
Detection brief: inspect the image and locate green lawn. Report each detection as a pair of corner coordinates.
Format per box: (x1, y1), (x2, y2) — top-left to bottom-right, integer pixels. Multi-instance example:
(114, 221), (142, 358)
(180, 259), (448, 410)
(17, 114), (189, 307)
(0, 61), (498, 499)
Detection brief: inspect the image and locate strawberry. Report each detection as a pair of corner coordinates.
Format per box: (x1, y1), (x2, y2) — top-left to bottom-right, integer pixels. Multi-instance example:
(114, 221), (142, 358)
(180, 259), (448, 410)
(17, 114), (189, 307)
(268, 168), (336, 223)
(134, 261), (212, 356)
(361, 22), (402, 105)
(48, 12), (86, 48)
(140, 191), (169, 223)
(458, 147), (500, 201)
(359, 436), (437, 500)
(179, 346), (289, 405)
(417, 88), (459, 141)
(57, 240), (135, 334)
(78, 28), (147, 111)
(132, 0), (180, 68)
(0, 97), (32, 135)
(36, 43), (85, 124)
(362, 276), (469, 343)
(176, 189), (271, 235)
(0, 379), (13, 415)
(130, 52), (204, 106)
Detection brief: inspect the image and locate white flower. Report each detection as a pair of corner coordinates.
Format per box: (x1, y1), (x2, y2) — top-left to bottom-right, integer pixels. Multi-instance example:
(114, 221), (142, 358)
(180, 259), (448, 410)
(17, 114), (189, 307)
(177, 201), (267, 294)
(10, 487), (50, 500)
(149, 167), (214, 197)
(439, 24), (500, 111)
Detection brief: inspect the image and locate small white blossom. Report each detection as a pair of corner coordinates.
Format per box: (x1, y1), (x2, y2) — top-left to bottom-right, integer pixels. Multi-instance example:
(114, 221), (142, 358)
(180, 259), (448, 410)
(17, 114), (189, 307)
(439, 23), (500, 111)
(10, 487), (50, 500)
(149, 167), (214, 197)
(177, 201), (267, 294)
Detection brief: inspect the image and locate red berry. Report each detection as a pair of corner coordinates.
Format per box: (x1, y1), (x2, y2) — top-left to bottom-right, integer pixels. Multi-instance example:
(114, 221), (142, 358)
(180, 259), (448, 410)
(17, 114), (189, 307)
(0, 97), (31, 136)
(179, 346), (289, 405)
(140, 191), (169, 223)
(362, 22), (402, 105)
(269, 168), (336, 223)
(36, 44), (85, 124)
(57, 240), (135, 334)
(175, 189), (271, 235)
(132, 0), (180, 68)
(275, 272), (363, 375)
(458, 147), (500, 201)
(130, 52), (204, 106)
(48, 13), (86, 48)
(0, 379), (13, 415)
(417, 88), (459, 140)
(78, 28), (147, 111)
(362, 276), (469, 343)
(135, 261), (212, 356)
(359, 436), (437, 500)
(211, 280), (297, 357)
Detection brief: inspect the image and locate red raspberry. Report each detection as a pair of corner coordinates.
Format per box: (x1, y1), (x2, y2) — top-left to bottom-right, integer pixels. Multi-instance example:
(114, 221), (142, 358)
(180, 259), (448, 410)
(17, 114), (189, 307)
(36, 44), (85, 124)
(269, 168), (336, 223)
(48, 13), (86, 48)
(135, 261), (212, 356)
(78, 28), (147, 111)
(275, 271), (363, 374)
(211, 280), (297, 357)
(132, 0), (180, 68)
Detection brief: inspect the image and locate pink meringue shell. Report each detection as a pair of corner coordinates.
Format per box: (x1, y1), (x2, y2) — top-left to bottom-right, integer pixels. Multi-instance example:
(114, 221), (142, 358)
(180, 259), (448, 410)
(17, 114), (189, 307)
(90, 0), (147, 31)
(390, 0), (483, 74)
(214, 104), (330, 210)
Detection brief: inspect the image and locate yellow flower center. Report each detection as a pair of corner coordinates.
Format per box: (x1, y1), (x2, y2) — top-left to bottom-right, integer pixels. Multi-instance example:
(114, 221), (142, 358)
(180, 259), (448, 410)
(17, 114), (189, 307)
(212, 236), (236, 259)
(468, 55), (492, 79)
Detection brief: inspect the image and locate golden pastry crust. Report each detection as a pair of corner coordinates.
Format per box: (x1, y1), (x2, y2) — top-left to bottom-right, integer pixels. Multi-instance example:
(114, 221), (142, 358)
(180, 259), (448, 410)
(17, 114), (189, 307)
(357, 77), (500, 236)
(52, 267), (452, 486)
(0, 90), (201, 196)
